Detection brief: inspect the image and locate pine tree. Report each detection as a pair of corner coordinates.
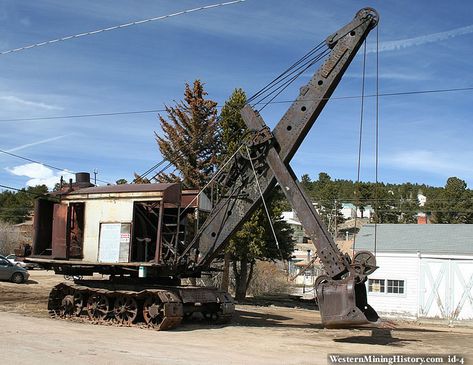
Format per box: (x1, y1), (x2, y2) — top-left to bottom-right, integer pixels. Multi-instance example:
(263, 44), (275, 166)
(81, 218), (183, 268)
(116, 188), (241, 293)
(156, 80), (219, 189)
(218, 88), (294, 300)
(0, 185), (48, 224)
(428, 177), (473, 223)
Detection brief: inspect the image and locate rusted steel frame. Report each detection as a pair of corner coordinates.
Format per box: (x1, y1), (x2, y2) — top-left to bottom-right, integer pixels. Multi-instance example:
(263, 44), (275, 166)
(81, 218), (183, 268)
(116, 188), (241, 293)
(154, 199), (165, 263)
(241, 107), (352, 279)
(271, 8), (378, 164)
(173, 206), (181, 265)
(184, 9), (378, 270)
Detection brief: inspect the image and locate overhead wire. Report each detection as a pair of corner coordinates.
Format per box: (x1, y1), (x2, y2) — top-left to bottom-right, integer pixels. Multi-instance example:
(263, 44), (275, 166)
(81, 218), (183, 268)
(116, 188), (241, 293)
(245, 146), (284, 260)
(0, 148), (111, 184)
(352, 39), (368, 256)
(0, 1), (246, 56)
(1, 86), (472, 124)
(0, 184), (47, 196)
(256, 48), (332, 111)
(247, 41), (328, 106)
(374, 25), (380, 256)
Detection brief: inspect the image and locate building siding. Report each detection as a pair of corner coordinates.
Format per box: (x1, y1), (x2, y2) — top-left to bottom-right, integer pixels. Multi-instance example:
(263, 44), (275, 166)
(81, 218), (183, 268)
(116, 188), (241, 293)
(365, 253), (419, 318)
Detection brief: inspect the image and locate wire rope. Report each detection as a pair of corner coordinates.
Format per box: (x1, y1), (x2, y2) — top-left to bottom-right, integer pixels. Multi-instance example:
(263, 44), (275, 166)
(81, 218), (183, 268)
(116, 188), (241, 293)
(352, 40), (367, 256)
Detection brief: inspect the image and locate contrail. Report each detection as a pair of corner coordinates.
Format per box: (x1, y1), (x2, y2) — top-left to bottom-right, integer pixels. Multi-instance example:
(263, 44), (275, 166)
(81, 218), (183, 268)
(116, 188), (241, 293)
(0, 95), (63, 111)
(6, 135), (72, 153)
(368, 24), (473, 53)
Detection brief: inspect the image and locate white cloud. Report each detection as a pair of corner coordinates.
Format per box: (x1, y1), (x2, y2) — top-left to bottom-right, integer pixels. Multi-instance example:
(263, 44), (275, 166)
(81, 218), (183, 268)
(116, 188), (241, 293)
(0, 95), (63, 111)
(345, 71), (430, 82)
(368, 24), (473, 53)
(6, 163), (73, 189)
(384, 150), (473, 179)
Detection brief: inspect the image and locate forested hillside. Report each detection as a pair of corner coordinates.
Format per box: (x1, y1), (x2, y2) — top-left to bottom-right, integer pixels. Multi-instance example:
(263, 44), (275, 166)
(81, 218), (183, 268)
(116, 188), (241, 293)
(300, 173), (473, 224)
(1, 173), (472, 225)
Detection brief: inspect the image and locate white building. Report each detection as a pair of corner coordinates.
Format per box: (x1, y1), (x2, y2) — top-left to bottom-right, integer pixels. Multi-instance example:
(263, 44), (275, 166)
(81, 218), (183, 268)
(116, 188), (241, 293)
(341, 203), (374, 220)
(281, 211), (305, 244)
(417, 193), (427, 207)
(355, 224), (473, 322)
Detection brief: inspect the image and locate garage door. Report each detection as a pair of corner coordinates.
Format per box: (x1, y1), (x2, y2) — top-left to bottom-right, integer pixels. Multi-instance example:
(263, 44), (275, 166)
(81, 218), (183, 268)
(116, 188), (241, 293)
(420, 258), (473, 320)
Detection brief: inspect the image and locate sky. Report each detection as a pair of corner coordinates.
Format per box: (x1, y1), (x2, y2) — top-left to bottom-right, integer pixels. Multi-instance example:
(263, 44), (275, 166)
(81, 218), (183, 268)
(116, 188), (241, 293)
(1, 0), (473, 191)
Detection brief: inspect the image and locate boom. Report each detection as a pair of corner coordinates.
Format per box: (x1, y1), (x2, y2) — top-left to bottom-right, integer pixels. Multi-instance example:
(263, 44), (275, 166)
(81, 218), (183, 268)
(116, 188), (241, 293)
(180, 8), (380, 327)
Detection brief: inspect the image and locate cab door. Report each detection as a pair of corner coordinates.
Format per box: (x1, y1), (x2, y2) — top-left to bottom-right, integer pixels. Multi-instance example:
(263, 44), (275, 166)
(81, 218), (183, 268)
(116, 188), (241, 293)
(52, 204), (70, 259)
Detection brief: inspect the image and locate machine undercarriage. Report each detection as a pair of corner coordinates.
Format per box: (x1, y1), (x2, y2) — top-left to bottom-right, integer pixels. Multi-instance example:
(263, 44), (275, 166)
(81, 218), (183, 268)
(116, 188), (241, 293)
(48, 281), (234, 330)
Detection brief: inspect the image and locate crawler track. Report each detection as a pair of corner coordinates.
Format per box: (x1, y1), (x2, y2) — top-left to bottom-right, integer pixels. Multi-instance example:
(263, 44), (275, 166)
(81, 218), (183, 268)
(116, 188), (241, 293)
(48, 281), (234, 331)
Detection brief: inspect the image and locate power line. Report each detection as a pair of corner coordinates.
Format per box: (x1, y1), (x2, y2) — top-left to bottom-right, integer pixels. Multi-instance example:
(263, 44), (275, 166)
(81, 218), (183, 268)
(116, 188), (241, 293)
(1, 86), (472, 124)
(0, 148), (111, 185)
(0, 184), (46, 196)
(0, 109), (167, 123)
(0, 1), (246, 56)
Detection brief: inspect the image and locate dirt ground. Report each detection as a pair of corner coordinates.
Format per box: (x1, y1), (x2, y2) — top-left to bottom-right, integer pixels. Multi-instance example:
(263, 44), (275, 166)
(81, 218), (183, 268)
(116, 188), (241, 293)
(0, 271), (471, 365)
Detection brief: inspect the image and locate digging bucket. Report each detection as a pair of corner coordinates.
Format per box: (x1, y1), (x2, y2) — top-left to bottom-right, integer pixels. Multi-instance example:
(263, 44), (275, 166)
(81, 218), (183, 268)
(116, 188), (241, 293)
(316, 275), (379, 328)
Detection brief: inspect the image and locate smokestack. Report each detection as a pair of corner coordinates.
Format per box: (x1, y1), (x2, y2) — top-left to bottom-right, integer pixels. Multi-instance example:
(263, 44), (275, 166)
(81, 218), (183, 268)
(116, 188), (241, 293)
(75, 172), (94, 188)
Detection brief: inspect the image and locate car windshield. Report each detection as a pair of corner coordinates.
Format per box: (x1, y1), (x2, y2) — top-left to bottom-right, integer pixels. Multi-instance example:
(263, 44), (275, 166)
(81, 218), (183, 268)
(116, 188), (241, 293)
(6, 255), (16, 260)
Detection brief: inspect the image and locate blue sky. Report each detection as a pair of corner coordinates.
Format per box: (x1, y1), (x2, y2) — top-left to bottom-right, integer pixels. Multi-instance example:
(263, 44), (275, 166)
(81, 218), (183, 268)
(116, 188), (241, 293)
(1, 0), (473, 191)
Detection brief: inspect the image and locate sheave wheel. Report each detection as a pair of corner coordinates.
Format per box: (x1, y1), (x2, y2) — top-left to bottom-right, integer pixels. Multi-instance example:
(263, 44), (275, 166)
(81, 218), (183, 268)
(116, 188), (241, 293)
(353, 251), (377, 275)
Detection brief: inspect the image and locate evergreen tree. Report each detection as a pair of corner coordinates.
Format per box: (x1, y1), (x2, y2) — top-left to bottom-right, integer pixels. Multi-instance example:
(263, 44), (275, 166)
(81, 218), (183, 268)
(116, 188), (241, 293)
(0, 185), (48, 224)
(156, 80), (219, 189)
(218, 88), (247, 160)
(310, 173), (344, 229)
(427, 177), (473, 223)
(218, 88), (294, 300)
(154, 85), (294, 299)
(115, 179), (128, 185)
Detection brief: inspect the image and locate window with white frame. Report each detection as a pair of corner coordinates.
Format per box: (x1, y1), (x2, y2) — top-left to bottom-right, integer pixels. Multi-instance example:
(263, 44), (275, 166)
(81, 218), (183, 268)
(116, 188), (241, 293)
(368, 279), (385, 293)
(368, 279), (405, 294)
(387, 279), (405, 294)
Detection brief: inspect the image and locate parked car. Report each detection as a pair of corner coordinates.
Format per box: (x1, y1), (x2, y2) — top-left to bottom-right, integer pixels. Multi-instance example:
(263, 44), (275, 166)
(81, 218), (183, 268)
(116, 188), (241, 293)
(5, 254), (39, 270)
(5, 254), (27, 268)
(0, 255), (30, 283)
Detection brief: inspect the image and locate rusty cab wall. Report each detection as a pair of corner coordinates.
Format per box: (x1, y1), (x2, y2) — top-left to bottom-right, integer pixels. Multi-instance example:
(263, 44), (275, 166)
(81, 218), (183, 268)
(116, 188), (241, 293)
(32, 179), (205, 266)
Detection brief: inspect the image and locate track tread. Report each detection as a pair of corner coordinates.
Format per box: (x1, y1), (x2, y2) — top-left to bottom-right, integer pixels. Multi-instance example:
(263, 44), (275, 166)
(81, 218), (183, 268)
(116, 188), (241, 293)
(47, 282), (234, 331)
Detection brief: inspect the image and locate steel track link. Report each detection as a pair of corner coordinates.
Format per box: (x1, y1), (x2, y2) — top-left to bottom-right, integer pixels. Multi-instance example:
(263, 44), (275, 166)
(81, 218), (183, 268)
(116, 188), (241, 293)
(47, 282), (234, 331)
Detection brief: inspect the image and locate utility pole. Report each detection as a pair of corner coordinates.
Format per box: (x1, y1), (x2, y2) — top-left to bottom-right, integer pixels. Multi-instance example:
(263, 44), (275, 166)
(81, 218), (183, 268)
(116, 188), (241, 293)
(93, 169), (98, 185)
(334, 199), (338, 240)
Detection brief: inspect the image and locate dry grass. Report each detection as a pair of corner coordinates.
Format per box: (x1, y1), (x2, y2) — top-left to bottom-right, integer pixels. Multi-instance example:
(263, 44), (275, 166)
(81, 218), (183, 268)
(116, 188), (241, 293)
(0, 221), (21, 256)
(248, 261), (290, 297)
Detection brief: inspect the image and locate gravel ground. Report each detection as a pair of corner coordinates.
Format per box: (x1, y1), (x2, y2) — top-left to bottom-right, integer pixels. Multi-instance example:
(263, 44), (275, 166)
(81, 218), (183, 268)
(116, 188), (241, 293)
(0, 270), (471, 365)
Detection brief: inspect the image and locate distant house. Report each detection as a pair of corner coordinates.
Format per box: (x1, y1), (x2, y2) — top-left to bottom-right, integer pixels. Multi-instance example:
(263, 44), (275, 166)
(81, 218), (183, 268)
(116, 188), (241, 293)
(341, 203), (374, 220)
(281, 211), (305, 244)
(355, 224), (473, 322)
(282, 211), (322, 287)
(417, 193), (427, 207)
